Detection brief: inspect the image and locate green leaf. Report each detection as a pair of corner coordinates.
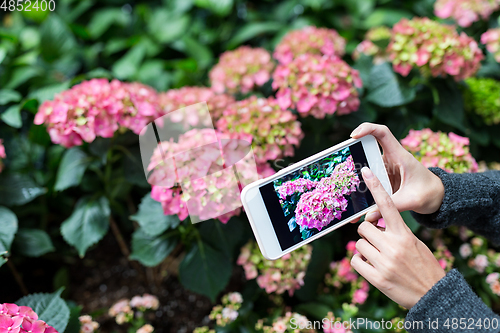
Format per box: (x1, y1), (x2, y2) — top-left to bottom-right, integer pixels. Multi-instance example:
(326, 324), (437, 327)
(366, 62), (416, 107)
(112, 43), (146, 79)
(129, 228), (178, 267)
(179, 241), (232, 301)
(194, 0), (233, 16)
(199, 218), (243, 257)
(227, 22), (283, 49)
(363, 9), (412, 28)
(16, 288), (70, 333)
(294, 302), (332, 320)
(54, 147), (91, 191)
(1, 104), (22, 128)
(39, 14), (76, 62)
(88, 8), (129, 39)
(0, 256), (6, 268)
(0, 89), (22, 105)
(60, 196), (110, 257)
(432, 80), (465, 131)
(182, 36), (213, 70)
(28, 81), (71, 103)
(0, 206), (18, 253)
(148, 10), (190, 44)
(14, 228), (55, 257)
(401, 211), (420, 232)
(5, 67), (40, 89)
(130, 193), (181, 237)
(0, 173), (47, 206)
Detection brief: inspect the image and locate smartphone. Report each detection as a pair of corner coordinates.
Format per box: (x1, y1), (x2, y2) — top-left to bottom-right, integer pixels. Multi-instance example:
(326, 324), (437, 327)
(241, 135), (392, 260)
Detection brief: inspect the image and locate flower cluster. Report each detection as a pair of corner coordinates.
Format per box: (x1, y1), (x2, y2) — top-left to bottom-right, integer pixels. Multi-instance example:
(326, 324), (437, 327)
(209, 46), (274, 94)
(255, 312), (315, 333)
(158, 86), (235, 127)
(237, 241), (312, 296)
(400, 129), (478, 173)
(34, 79), (162, 147)
(79, 315), (99, 333)
(293, 156), (360, 231)
(486, 273), (500, 296)
(136, 324), (154, 333)
(108, 294), (159, 325)
(0, 139), (5, 173)
(273, 26), (346, 65)
(434, 0), (500, 27)
(193, 327), (215, 333)
(216, 96), (304, 163)
(325, 241), (370, 305)
(463, 77), (500, 125)
(433, 245), (455, 272)
(277, 178), (317, 200)
(352, 26), (392, 64)
(459, 236), (500, 274)
(148, 129), (274, 223)
(208, 292), (243, 327)
(388, 17), (483, 80)
(481, 28), (500, 62)
(273, 54), (362, 118)
(0, 303), (58, 333)
(323, 312), (354, 333)
(129, 294), (160, 311)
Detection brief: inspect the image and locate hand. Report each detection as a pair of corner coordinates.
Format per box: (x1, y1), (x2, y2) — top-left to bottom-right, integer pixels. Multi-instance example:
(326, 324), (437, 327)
(350, 123), (445, 222)
(351, 167), (446, 309)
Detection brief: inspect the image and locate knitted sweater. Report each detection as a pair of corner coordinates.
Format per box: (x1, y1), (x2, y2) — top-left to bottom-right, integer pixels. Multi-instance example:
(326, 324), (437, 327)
(406, 167), (500, 332)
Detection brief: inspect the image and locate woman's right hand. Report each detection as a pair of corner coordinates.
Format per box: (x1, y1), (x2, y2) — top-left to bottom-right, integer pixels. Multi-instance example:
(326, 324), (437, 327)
(350, 123), (445, 222)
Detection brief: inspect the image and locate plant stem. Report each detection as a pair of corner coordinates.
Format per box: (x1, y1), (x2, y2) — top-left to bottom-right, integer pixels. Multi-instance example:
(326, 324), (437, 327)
(7, 260), (28, 295)
(109, 215), (130, 257)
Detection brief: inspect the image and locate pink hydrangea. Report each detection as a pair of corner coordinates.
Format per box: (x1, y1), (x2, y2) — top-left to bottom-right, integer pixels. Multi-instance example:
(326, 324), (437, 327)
(255, 312), (314, 333)
(129, 294), (159, 310)
(459, 243), (472, 258)
(481, 28), (500, 62)
(401, 128), (478, 173)
(276, 178), (317, 200)
(473, 254), (489, 273)
(434, 0), (500, 27)
(148, 129), (275, 223)
(323, 312), (353, 333)
(136, 324), (154, 333)
(79, 315), (99, 333)
(209, 292), (243, 327)
(0, 139), (5, 173)
(158, 86), (235, 127)
(433, 245), (455, 272)
(273, 26), (346, 65)
(34, 79), (162, 147)
(273, 54), (362, 119)
(237, 242), (312, 296)
(216, 96), (304, 163)
(352, 26), (392, 64)
(209, 46), (274, 94)
(388, 17), (483, 80)
(0, 303), (58, 333)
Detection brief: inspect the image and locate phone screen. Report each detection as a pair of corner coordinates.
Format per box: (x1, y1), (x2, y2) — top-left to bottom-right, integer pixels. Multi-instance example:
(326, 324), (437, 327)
(259, 142), (375, 250)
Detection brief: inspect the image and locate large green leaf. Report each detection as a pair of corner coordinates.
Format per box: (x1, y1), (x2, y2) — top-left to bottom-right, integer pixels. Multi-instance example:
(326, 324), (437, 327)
(60, 196), (110, 257)
(28, 81), (71, 103)
(14, 228), (55, 257)
(432, 80), (466, 131)
(179, 241), (232, 301)
(1, 104), (22, 128)
(227, 22), (283, 49)
(129, 228), (178, 267)
(112, 43), (146, 79)
(54, 147), (91, 191)
(0, 206), (18, 253)
(5, 67), (41, 89)
(366, 62), (416, 107)
(16, 289), (70, 333)
(39, 14), (76, 62)
(199, 218), (243, 257)
(0, 173), (47, 206)
(148, 10), (190, 44)
(0, 89), (22, 105)
(130, 193), (181, 237)
(194, 0), (233, 16)
(87, 8), (130, 39)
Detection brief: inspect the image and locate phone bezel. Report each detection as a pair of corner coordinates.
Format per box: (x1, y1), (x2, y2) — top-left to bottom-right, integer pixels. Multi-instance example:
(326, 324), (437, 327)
(241, 135), (392, 260)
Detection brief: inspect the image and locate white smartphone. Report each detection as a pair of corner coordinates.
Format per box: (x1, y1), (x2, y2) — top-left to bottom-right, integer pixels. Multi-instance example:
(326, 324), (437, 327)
(241, 135), (392, 260)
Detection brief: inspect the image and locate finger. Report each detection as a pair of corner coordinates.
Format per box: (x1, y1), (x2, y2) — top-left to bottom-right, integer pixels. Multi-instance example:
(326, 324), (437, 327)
(350, 217), (361, 224)
(355, 238), (381, 266)
(350, 123), (406, 155)
(365, 209), (381, 222)
(357, 221), (386, 252)
(351, 253), (380, 284)
(361, 167), (406, 233)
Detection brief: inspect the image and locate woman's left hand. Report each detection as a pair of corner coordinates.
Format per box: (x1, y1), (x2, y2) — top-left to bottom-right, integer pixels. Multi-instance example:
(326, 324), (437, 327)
(350, 167), (446, 309)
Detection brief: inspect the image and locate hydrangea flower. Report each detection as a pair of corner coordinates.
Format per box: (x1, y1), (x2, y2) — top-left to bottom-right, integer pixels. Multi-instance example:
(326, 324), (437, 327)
(237, 241), (312, 296)
(273, 26), (346, 65)
(388, 17), (483, 80)
(434, 0), (500, 27)
(481, 28), (500, 62)
(459, 243), (472, 258)
(158, 87), (235, 127)
(352, 26), (392, 64)
(148, 129), (275, 223)
(108, 299), (133, 324)
(486, 273), (500, 296)
(0, 139), (6, 173)
(273, 54), (362, 118)
(34, 79), (162, 147)
(276, 178), (317, 200)
(79, 315), (99, 333)
(216, 96), (304, 163)
(433, 245), (455, 272)
(208, 292), (243, 327)
(129, 294), (159, 311)
(209, 46), (274, 94)
(136, 324), (154, 333)
(463, 77), (500, 125)
(255, 312), (314, 333)
(323, 312), (354, 333)
(293, 156), (360, 231)
(0, 303), (58, 333)
(400, 129), (478, 173)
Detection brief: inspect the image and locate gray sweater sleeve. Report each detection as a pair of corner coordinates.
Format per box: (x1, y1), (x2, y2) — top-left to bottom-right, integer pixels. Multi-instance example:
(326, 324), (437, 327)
(405, 169), (500, 332)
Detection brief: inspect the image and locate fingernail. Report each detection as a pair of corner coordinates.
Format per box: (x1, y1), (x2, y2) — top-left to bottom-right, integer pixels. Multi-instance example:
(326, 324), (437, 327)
(366, 211), (378, 220)
(350, 127), (361, 137)
(361, 167), (373, 179)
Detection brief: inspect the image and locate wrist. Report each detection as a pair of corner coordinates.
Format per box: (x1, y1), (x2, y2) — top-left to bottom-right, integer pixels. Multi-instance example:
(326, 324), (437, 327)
(424, 173), (445, 214)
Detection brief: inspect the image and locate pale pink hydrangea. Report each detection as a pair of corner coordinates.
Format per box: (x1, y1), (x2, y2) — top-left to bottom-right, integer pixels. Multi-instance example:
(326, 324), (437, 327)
(0, 139), (5, 173)
(388, 17), (483, 80)
(434, 0), (500, 27)
(274, 26), (346, 65)
(34, 79), (162, 147)
(148, 129), (274, 223)
(237, 242), (312, 296)
(323, 312), (353, 333)
(216, 96), (304, 163)
(129, 294), (159, 311)
(108, 299), (133, 324)
(481, 28), (500, 62)
(433, 245), (455, 272)
(255, 312), (314, 333)
(158, 86), (235, 127)
(209, 46), (274, 94)
(79, 315), (99, 333)
(473, 254), (489, 273)
(136, 324), (154, 333)
(352, 26), (392, 64)
(209, 292), (243, 327)
(276, 178), (317, 200)
(273, 54), (362, 119)
(0, 303), (58, 333)
(401, 129), (478, 173)
(459, 243), (472, 258)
